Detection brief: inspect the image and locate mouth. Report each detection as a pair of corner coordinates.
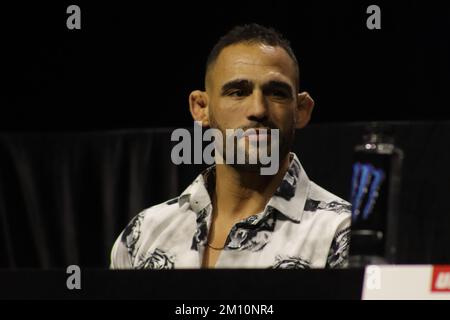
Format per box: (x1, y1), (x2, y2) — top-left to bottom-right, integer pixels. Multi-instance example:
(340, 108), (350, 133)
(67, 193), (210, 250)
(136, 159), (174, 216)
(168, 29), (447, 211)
(243, 128), (271, 142)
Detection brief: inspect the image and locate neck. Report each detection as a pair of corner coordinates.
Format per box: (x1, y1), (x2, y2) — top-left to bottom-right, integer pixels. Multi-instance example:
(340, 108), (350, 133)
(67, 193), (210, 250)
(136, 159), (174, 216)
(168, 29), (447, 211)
(213, 153), (291, 221)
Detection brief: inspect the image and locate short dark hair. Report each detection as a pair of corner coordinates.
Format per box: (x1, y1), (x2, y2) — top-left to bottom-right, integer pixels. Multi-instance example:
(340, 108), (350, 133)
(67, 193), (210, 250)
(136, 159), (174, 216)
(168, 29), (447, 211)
(205, 23), (299, 90)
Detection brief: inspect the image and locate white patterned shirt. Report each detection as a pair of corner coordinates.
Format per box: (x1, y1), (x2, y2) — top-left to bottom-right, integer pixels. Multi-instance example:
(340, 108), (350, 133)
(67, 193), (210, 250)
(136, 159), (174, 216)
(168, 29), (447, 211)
(110, 153), (351, 269)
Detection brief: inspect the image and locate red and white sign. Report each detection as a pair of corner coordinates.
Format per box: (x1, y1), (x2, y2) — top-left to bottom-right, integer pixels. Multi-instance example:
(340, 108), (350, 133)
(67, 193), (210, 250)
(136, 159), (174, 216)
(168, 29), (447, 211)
(431, 265), (450, 292)
(362, 265), (450, 300)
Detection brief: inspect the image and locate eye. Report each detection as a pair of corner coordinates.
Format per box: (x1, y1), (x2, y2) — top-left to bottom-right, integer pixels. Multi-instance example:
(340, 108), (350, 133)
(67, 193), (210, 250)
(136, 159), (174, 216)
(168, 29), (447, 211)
(227, 89), (247, 97)
(271, 90), (289, 98)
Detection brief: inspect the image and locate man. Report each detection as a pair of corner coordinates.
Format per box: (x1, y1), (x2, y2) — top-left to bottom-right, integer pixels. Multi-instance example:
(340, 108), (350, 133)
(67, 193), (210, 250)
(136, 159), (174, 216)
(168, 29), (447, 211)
(110, 24), (351, 269)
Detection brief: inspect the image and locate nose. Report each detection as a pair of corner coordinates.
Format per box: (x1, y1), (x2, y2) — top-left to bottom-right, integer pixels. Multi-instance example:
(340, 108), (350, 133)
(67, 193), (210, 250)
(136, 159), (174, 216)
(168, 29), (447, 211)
(246, 89), (268, 123)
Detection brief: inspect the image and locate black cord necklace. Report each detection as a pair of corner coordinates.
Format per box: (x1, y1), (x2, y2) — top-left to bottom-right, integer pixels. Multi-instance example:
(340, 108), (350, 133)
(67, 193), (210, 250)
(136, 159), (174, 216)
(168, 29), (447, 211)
(206, 191), (225, 251)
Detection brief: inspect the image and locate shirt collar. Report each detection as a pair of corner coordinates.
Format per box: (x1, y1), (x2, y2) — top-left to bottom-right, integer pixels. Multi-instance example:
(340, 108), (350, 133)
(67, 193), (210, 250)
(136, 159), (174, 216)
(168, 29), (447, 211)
(178, 152), (310, 223)
(267, 153), (310, 223)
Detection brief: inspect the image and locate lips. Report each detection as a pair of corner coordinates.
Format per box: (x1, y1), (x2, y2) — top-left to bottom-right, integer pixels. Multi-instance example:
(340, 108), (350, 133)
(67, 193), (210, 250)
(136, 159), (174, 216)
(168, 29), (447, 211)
(243, 128), (271, 135)
(243, 129), (270, 142)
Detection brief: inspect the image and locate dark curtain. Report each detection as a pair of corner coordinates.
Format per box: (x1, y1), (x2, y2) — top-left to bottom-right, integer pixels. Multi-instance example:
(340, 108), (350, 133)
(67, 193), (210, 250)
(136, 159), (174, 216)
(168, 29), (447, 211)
(1, 122), (450, 268)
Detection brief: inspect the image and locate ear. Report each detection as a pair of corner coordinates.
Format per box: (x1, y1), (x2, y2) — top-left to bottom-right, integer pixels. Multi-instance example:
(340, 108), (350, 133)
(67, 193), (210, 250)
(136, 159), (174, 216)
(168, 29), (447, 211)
(189, 90), (210, 127)
(295, 91), (315, 129)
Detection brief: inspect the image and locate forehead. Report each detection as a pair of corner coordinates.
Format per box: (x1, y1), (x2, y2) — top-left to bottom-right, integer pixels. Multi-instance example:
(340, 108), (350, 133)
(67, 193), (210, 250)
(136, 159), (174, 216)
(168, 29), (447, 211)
(209, 43), (297, 89)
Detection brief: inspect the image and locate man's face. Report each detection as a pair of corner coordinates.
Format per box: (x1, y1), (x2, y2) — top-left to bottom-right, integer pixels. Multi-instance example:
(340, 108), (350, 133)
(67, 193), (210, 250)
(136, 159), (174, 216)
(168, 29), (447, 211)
(206, 43), (299, 169)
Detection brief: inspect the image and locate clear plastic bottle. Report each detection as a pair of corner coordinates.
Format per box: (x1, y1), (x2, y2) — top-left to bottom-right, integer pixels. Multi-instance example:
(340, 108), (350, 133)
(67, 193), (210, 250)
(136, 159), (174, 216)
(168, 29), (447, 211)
(348, 123), (403, 267)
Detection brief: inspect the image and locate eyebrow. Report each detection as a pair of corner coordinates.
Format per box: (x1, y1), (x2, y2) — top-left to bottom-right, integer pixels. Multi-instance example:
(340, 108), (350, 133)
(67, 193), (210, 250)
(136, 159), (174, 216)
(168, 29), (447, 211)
(262, 80), (294, 97)
(220, 79), (294, 97)
(221, 79), (253, 95)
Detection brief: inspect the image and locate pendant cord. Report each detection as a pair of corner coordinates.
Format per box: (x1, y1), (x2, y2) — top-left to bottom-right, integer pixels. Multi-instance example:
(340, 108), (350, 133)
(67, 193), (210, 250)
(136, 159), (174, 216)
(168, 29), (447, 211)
(205, 190), (225, 251)
(206, 242), (225, 250)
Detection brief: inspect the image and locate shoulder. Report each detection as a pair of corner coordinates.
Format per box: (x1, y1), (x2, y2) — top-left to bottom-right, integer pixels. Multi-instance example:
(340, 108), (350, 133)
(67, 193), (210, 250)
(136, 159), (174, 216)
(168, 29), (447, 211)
(110, 197), (185, 269)
(122, 197), (183, 241)
(305, 181), (352, 216)
(304, 183), (351, 268)
(302, 181), (351, 243)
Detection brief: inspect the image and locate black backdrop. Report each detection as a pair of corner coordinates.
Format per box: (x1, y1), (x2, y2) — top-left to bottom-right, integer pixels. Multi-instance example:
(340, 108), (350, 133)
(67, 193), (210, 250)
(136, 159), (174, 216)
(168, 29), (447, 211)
(1, 1), (450, 268)
(1, 122), (450, 268)
(3, 0), (450, 130)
